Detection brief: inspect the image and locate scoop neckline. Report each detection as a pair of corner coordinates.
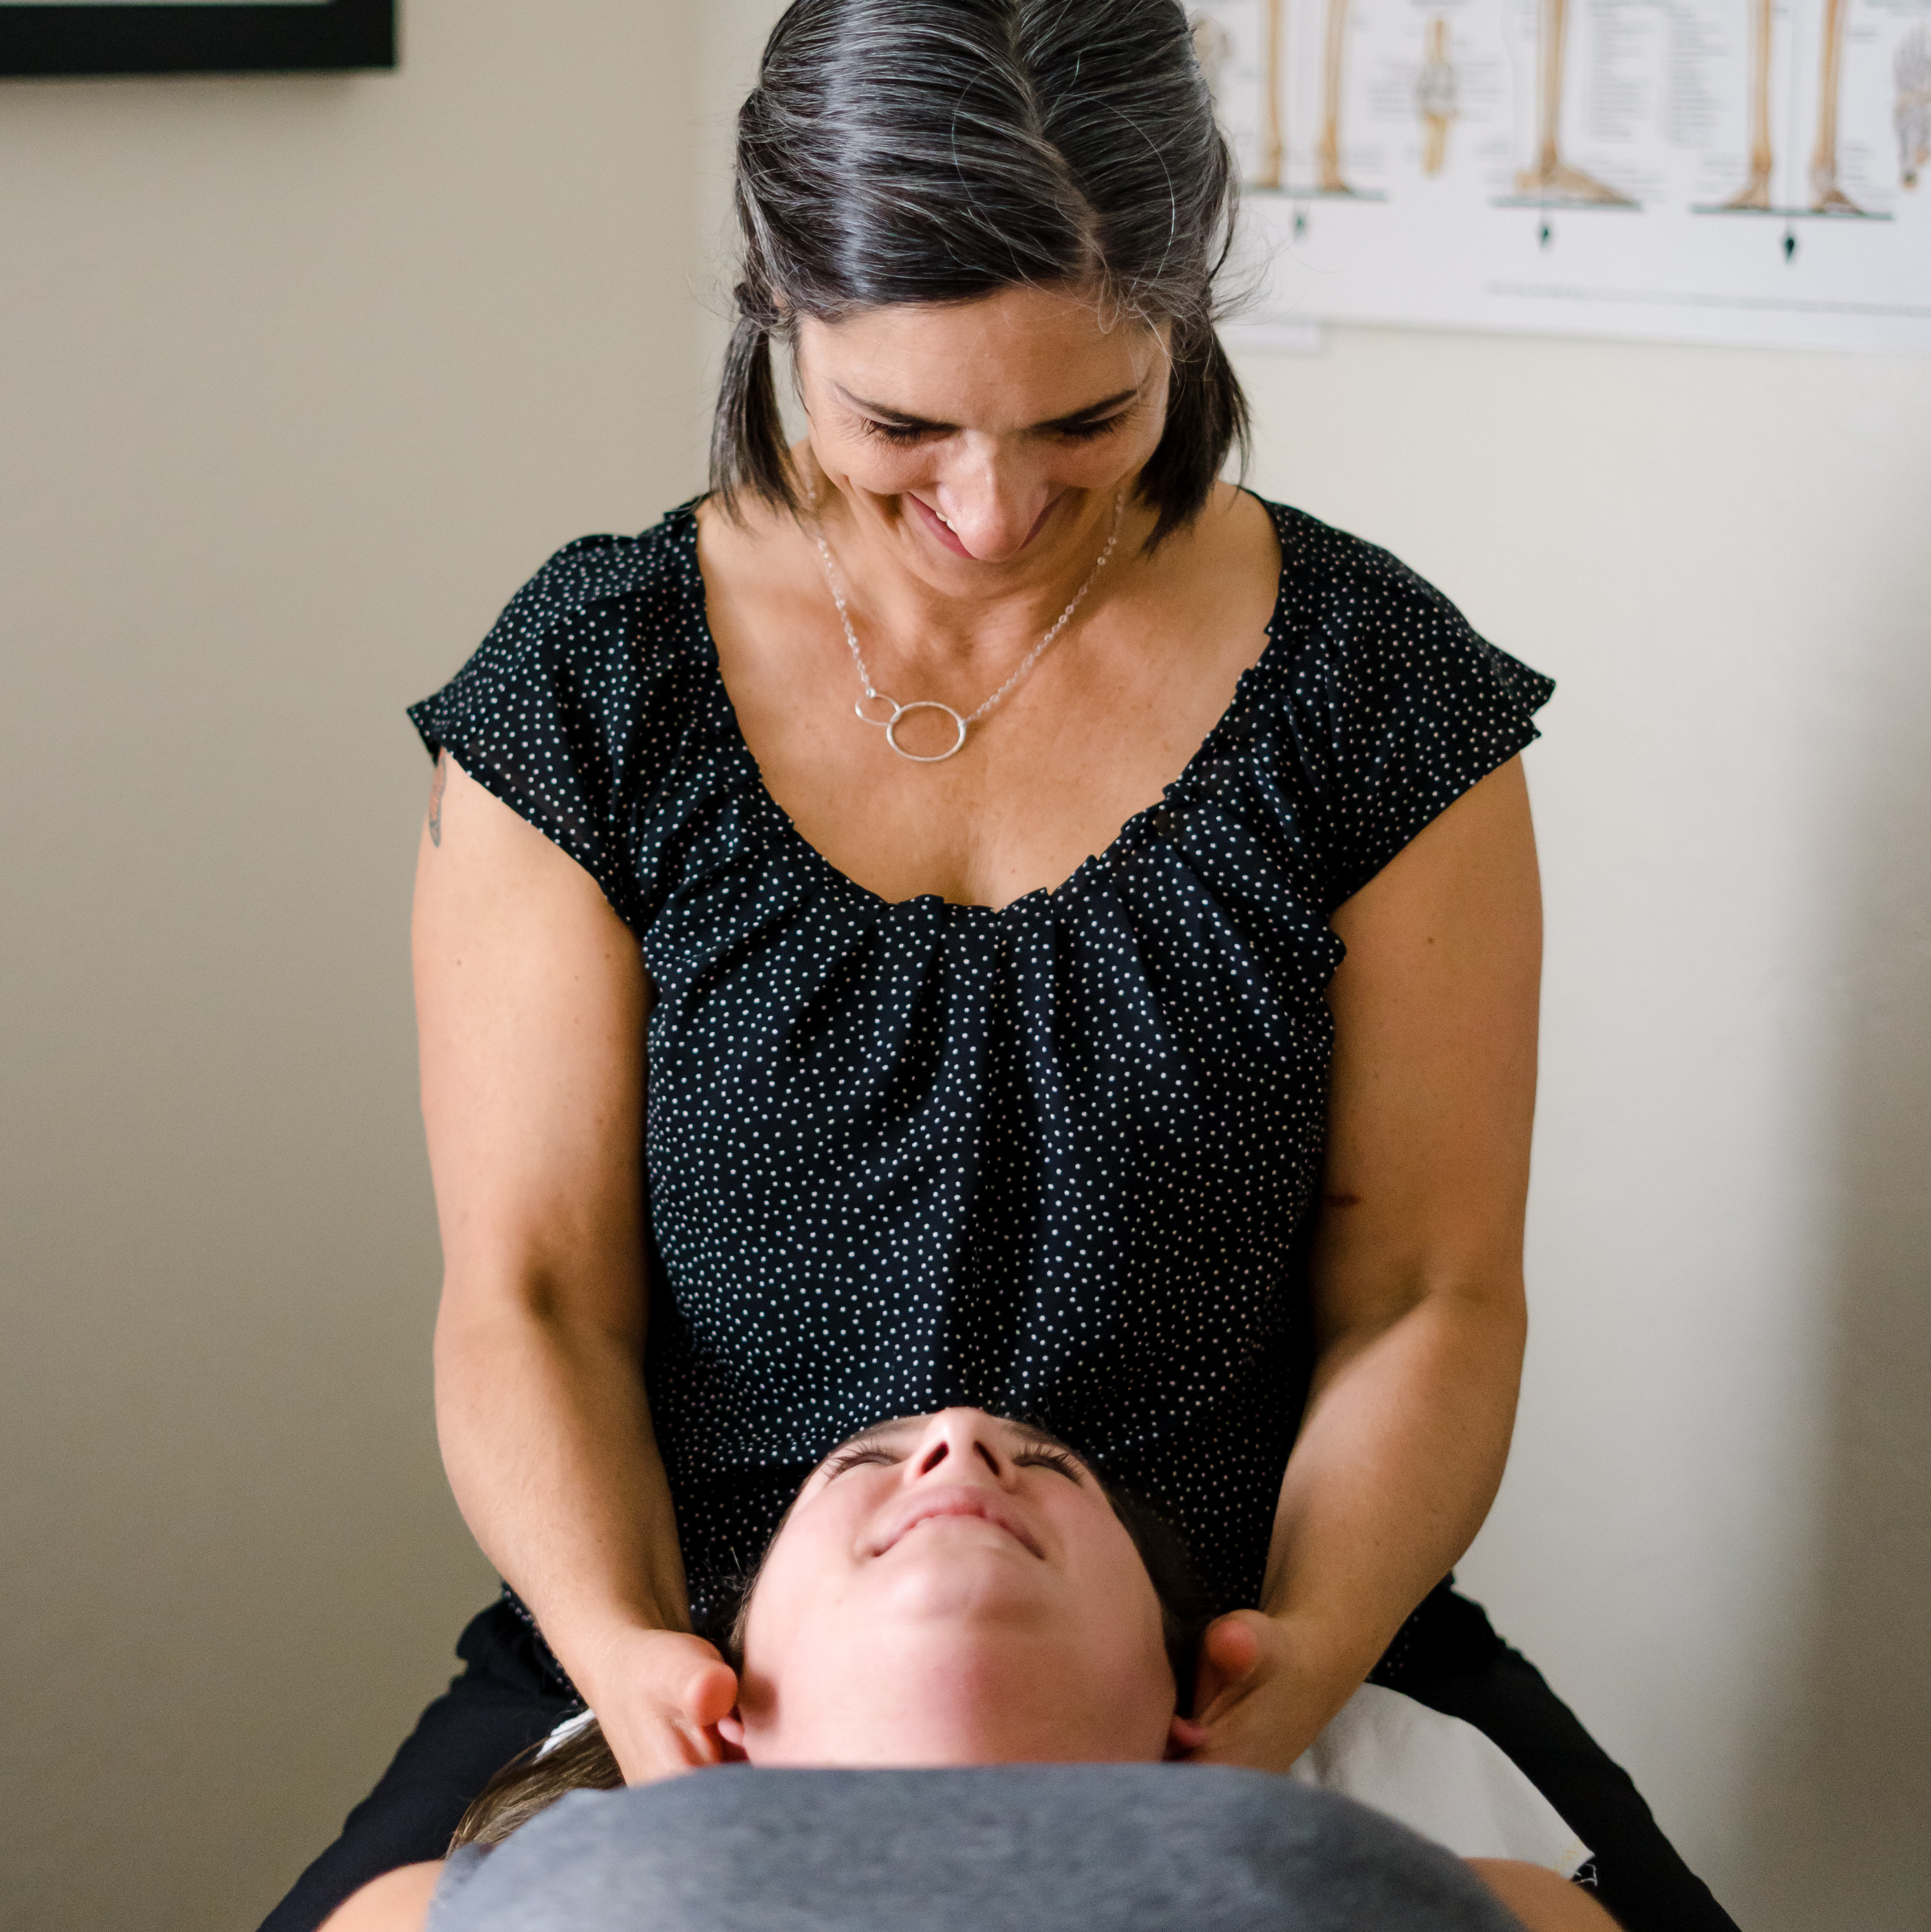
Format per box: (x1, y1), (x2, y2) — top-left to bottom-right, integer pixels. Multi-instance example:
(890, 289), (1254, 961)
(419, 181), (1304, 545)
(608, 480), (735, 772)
(677, 493), (1294, 920)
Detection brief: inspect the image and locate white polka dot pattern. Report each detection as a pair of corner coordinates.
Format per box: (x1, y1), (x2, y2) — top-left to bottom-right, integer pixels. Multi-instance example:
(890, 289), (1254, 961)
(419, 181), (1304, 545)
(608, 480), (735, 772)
(409, 498), (1552, 1631)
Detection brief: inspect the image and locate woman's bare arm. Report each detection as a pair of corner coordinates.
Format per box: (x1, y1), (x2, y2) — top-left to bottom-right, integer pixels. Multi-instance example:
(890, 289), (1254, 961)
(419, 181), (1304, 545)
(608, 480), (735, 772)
(318, 1862), (442, 1932)
(1185, 755), (1540, 1762)
(415, 756), (735, 1778)
(1469, 1860), (1622, 1930)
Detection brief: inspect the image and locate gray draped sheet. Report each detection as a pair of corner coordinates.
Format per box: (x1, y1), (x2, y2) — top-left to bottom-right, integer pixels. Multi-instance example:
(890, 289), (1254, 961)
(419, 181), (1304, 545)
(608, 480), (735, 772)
(429, 1764), (1520, 1931)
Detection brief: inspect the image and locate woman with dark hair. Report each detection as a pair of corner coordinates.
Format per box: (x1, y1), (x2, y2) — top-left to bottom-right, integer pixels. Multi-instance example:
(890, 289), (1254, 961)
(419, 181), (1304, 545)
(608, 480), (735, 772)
(262, 3), (1734, 1928)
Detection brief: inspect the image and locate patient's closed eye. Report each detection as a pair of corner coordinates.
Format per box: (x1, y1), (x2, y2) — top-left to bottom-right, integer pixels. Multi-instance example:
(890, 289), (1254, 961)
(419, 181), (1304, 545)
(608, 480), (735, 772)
(820, 1428), (1085, 1485)
(823, 1438), (900, 1479)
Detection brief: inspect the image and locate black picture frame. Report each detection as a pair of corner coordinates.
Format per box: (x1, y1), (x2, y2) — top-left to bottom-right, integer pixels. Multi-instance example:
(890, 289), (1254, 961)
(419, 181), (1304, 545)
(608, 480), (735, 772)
(0, 1), (395, 77)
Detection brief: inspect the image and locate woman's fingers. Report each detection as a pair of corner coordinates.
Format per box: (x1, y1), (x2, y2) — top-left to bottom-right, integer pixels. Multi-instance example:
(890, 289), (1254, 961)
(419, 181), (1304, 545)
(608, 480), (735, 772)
(594, 1629), (740, 1783)
(1181, 1614), (1339, 1772)
(1205, 1612), (1265, 1676)
(659, 1634), (738, 1765)
(681, 1652), (739, 1730)
(669, 1657), (739, 1767)
(1190, 1609), (1268, 1723)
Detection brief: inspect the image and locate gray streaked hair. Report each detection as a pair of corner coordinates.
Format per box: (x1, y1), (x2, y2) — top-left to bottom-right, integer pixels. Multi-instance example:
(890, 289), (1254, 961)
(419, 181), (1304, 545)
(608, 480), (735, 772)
(712, 0), (1251, 548)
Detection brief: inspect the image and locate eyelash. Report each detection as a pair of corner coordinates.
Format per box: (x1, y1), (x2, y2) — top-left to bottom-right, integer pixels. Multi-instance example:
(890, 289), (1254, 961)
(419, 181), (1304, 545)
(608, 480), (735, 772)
(824, 1439), (897, 1477)
(857, 415), (1129, 447)
(821, 1439), (1085, 1482)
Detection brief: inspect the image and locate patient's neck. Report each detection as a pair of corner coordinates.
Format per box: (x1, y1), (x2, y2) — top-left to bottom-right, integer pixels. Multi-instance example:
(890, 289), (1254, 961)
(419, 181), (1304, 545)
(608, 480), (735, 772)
(741, 1624), (1171, 1767)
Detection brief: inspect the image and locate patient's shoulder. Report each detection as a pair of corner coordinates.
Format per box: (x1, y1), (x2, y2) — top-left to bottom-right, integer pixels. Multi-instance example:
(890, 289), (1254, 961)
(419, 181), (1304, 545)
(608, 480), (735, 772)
(316, 1859), (443, 1932)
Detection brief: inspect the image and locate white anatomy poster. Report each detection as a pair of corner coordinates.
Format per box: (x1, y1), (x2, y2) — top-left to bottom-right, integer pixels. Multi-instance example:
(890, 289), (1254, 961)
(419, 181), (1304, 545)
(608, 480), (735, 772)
(1193, 0), (1931, 351)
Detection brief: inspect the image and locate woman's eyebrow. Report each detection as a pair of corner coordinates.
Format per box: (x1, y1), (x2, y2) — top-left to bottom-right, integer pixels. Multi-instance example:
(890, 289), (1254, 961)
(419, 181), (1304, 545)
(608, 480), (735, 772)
(834, 384), (1142, 433)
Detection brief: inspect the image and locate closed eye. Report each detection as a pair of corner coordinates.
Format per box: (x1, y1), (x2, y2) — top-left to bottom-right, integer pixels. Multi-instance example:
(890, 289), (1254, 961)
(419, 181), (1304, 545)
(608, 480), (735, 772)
(1014, 1446), (1085, 1482)
(821, 1430), (1085, 1483)
(822, 1437), (902, 1478)
(858, 418), (935, 446)
(856, 412), (1132, 447)
(1049, 413), (1131, 443)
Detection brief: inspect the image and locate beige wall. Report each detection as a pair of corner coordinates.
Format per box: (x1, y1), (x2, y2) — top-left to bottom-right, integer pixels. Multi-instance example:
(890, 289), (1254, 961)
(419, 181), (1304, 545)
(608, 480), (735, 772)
(3, 3), (1927, 1929)
(0, 6), (704, 1926)
(1233, 330), (1931, 1929)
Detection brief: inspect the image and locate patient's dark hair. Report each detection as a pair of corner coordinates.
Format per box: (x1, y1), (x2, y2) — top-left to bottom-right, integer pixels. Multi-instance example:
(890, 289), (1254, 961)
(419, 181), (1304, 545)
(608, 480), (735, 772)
(452, 1430), (1211, 1851)
(713, 0), (1251, 547)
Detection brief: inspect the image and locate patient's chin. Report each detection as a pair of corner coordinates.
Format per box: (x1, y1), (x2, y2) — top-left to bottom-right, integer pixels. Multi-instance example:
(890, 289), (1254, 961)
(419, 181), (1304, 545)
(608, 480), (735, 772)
(873, 1527), (1059, 1619)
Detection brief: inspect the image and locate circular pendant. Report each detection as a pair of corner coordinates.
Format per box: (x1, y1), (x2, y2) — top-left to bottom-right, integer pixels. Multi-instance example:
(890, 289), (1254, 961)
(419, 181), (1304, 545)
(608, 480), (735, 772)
(884, 700), (969, 762)
(854, 692), (900, 727)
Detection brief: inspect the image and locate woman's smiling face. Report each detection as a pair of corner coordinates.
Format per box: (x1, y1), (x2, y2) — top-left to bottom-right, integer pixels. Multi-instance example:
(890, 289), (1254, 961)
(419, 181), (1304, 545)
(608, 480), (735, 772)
(794, 283), (1170, 571)
(723, 1409), (1179, 1767)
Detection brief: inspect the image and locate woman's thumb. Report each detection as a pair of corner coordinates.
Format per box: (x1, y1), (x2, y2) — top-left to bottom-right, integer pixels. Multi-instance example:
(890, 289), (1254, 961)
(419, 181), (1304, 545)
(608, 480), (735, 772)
(682, 1653), (738, 1728)
(1205, 1612), (1264, 1679)
(1191, 1610), (1264, 1715)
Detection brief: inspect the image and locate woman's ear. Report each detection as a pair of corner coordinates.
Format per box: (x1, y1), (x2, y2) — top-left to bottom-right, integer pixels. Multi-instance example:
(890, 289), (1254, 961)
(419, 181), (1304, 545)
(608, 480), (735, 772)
(716, 1710), (749, 1759)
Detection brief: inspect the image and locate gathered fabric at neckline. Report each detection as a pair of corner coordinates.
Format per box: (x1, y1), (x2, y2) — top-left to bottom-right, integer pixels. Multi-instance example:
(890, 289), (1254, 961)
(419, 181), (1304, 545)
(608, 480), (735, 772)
(664, 495), (1299, 923)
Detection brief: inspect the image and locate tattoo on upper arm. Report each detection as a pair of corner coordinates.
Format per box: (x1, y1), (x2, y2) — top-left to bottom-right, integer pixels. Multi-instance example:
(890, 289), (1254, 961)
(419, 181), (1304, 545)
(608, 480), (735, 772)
(428, 751), (447, 848)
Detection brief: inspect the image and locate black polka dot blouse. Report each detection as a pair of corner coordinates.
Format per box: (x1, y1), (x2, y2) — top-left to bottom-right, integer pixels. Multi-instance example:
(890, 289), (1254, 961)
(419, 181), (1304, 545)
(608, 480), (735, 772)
(409, 496), (1552, 1634)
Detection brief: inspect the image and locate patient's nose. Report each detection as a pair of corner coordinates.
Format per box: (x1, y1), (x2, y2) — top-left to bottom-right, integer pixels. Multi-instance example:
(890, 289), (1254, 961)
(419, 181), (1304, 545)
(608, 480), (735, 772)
(909, 1407), (1007, 1484)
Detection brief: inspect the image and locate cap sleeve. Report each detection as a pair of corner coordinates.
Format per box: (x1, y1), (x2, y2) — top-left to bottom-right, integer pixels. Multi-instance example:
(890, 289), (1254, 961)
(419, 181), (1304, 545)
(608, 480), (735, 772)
(1273, 510), (1553, 911)
(407, 527), (698, 933)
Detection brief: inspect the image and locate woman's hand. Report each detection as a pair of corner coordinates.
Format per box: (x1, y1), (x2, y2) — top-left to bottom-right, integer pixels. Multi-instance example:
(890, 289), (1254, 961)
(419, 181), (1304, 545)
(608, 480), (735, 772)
(1171, 1609), (1352, 1773)
(583, 1625), (742, 1783)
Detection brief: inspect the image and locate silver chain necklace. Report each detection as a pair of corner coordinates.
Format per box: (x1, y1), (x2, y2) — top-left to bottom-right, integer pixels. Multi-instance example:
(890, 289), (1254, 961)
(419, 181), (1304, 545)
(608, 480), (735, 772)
(808, 492), (1125, 763)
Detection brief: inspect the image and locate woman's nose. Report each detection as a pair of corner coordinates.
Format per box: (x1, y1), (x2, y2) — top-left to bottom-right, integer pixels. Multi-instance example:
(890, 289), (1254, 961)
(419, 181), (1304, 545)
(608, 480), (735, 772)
(908, 1407), (1008, 1484)
(933, 448), (1051, 561)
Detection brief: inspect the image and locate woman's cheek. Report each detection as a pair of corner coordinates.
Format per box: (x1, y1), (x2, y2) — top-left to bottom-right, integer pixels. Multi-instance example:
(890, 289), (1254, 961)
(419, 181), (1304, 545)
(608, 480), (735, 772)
(811, 432), (930, 496)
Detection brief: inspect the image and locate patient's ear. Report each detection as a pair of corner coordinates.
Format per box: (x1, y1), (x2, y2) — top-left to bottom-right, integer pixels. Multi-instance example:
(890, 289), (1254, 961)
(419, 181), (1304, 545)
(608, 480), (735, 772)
(1163, 1713), (1208, 1760)
(716, 1710), (749, 1760)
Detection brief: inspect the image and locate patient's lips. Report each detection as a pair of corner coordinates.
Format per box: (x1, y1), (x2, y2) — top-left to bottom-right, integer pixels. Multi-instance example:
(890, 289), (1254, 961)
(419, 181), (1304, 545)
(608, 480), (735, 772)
(868, 1486), (1044, 1561)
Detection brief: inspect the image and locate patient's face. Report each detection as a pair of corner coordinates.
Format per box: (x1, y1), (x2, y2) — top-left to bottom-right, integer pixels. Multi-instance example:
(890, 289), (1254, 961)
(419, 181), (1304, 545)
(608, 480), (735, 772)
(728, 1409), (1178, 1767)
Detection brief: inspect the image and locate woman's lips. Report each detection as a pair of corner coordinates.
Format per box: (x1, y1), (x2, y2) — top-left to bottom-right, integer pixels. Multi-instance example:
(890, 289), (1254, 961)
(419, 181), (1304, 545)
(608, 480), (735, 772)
(909, 492), (975, 556)
(869, 1487), (1044, 1559)
(908, 493), (1058, 559)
